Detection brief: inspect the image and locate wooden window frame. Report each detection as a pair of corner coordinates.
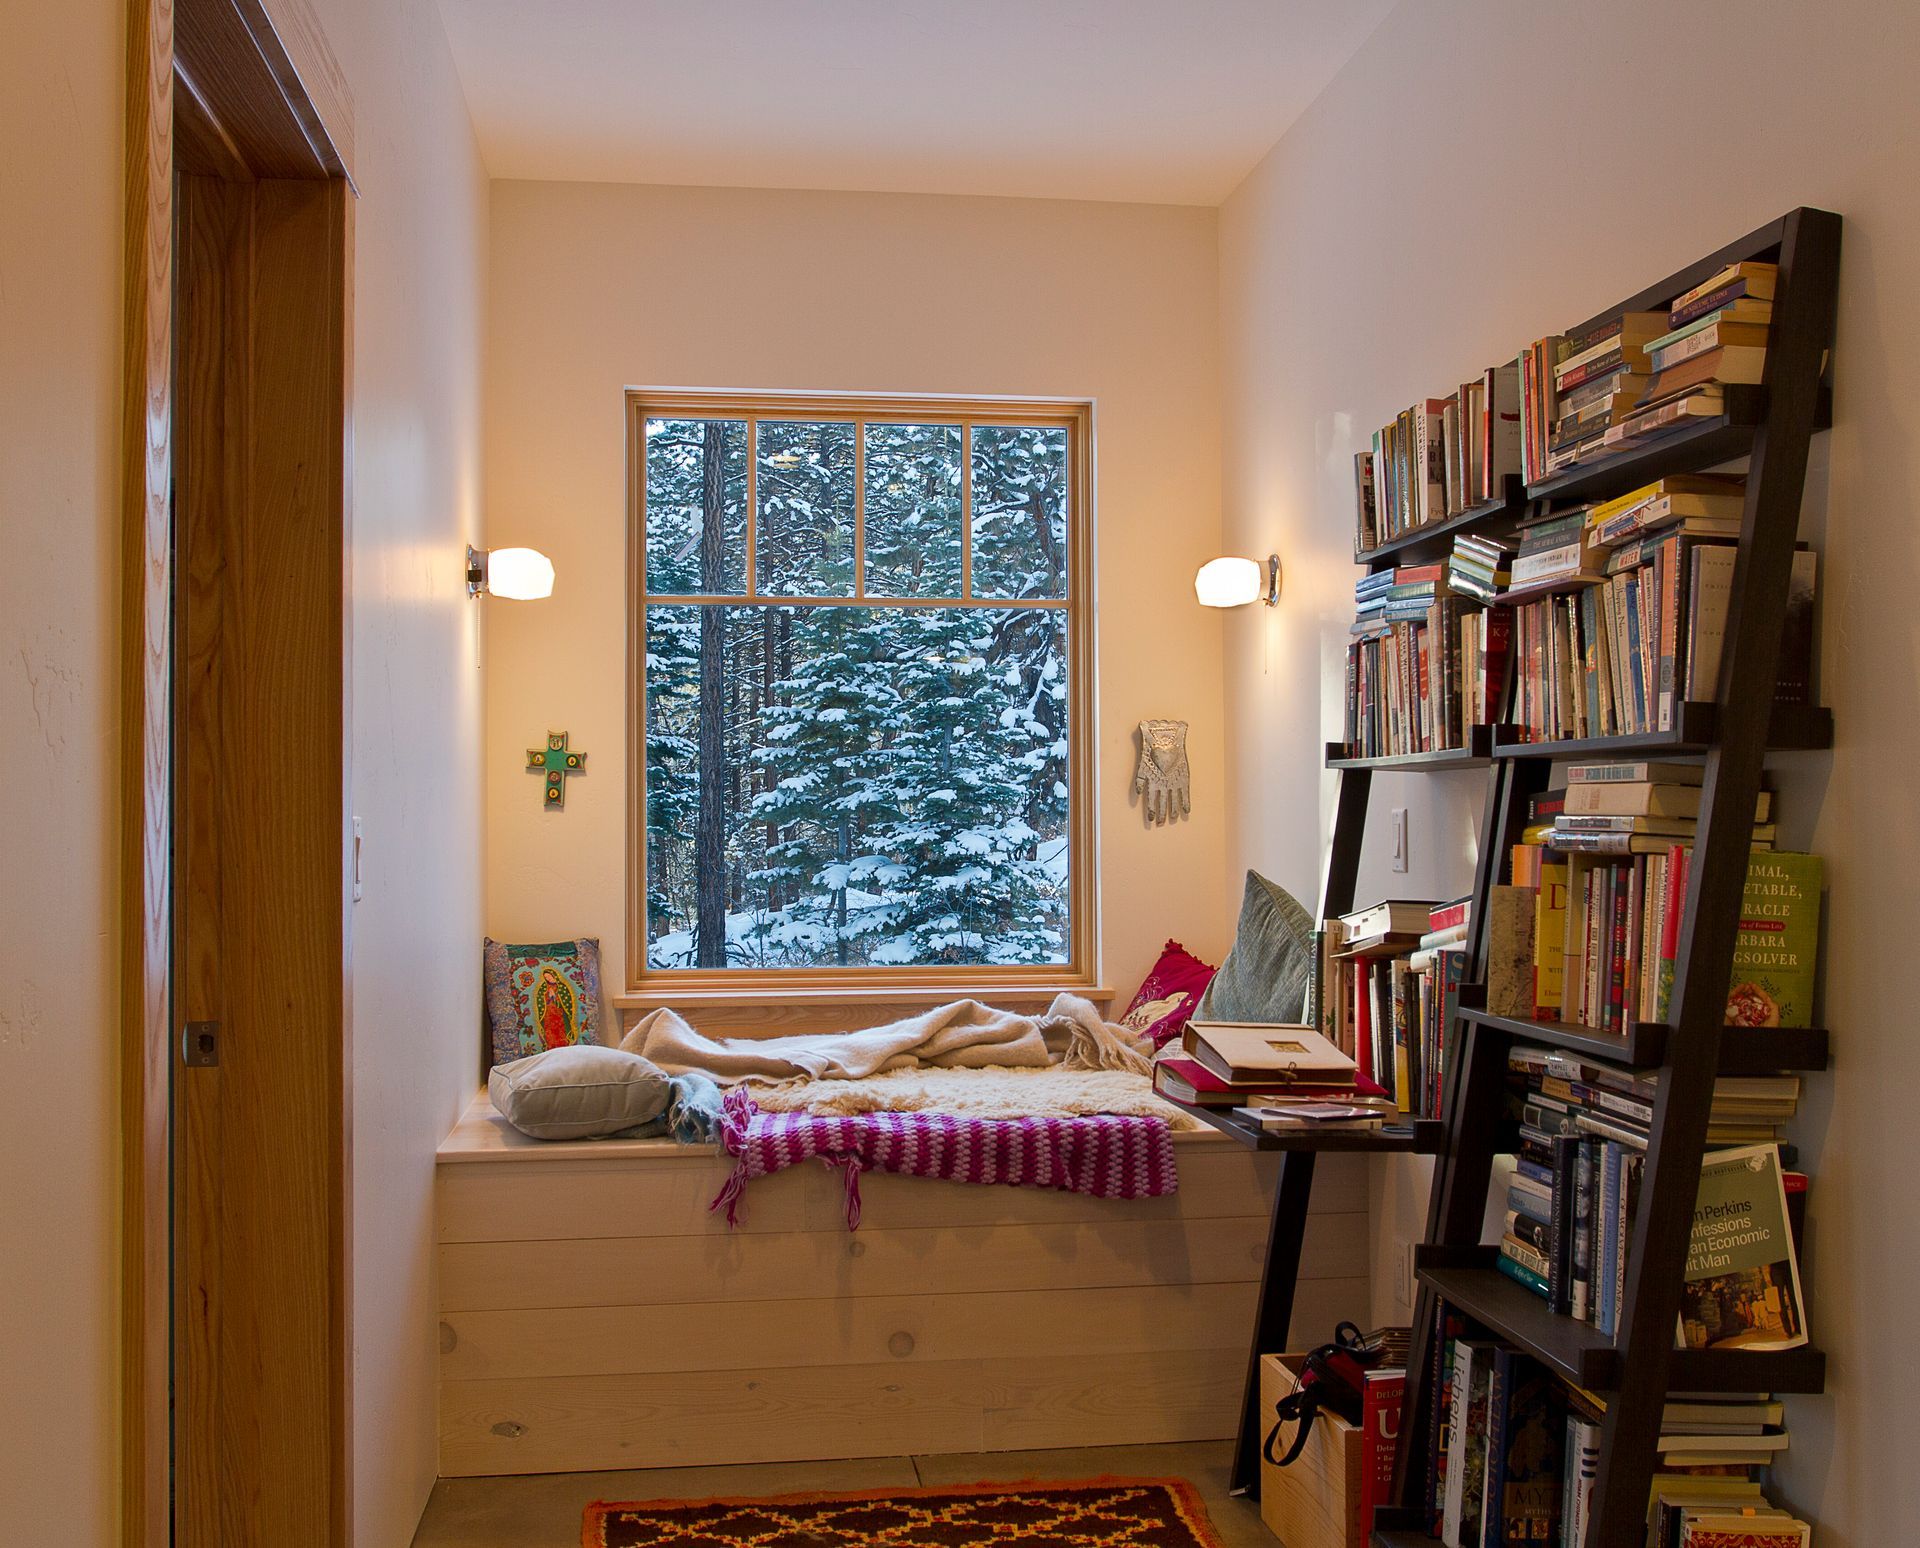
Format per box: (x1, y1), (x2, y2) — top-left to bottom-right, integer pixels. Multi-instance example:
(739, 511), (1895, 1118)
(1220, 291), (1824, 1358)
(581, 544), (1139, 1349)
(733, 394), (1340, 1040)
(623, 389), (1097, 1000)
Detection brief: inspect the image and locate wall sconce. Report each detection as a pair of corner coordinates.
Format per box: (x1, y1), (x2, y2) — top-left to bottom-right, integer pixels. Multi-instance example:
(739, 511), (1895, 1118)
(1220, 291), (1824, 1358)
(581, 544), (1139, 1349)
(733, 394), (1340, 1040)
(468, 545), (555, 600)
(1194, 554), (1280, 608)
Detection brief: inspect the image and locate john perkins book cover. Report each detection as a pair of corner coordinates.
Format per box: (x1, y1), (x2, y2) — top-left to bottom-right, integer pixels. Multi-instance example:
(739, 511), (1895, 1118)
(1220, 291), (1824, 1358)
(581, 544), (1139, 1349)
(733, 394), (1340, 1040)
(1679, 1144), (1807, 1351)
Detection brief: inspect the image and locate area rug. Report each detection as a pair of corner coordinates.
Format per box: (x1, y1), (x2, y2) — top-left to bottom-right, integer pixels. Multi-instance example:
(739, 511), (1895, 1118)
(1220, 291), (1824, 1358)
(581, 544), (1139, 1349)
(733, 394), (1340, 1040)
(582, 1477), (1227, 1548)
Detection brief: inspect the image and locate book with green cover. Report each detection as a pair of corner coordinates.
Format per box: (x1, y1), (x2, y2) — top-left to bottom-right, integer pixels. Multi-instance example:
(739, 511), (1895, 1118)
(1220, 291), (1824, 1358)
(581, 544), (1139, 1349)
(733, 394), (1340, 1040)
(1726, 851), (1822, 1029)
(1678, 1144), (1807, 1351)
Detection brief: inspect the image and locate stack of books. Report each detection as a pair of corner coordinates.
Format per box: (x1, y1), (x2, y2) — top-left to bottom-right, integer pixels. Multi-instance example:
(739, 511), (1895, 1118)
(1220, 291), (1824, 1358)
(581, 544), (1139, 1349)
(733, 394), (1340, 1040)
(1545, 311), (1667, 472)
(1152, 1020), (1362, 1112)
(1505, 508), (1608, 598)
(1516, 262), (1779, 485)
(1501, 1046), (1807, 1334)
(1446, 532), (1512, 605)
(1421, 1321), (1805, 1548)
(1607, 261), (1778, 451)
(1353, 364), (1524, 552)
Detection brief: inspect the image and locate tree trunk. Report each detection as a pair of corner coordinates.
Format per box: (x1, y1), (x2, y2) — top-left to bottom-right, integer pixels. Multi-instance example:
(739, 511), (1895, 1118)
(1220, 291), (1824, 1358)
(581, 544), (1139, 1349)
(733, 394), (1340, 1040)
(762, 606), (779, 909)
(694, 422), (728, 967)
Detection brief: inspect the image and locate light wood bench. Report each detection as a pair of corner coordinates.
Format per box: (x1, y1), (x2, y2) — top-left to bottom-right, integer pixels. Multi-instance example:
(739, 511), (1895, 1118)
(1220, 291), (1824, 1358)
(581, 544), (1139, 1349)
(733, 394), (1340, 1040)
(436, 1090), (1370, 1476)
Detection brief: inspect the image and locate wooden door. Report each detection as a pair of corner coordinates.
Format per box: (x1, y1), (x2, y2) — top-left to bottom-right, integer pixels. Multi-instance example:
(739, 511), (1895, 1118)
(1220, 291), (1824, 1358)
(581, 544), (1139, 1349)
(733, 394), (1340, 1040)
(172, 164), (352, 1545)
(143, 3), (356, 1542)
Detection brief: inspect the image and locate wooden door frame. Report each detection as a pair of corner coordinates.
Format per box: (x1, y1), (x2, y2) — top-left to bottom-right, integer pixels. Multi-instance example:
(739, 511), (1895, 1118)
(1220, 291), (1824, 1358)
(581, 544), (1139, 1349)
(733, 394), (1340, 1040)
(121, 1), (355, 1542)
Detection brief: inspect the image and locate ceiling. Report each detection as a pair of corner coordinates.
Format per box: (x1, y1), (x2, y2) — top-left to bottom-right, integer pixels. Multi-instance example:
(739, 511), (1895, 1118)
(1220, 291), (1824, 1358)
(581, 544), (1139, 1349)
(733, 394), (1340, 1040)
(435, 0), (1395, 205)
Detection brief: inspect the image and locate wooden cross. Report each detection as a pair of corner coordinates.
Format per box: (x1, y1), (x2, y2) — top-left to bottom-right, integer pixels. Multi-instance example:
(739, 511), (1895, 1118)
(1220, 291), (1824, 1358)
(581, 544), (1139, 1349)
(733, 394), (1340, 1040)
(527, 731), (587, 810)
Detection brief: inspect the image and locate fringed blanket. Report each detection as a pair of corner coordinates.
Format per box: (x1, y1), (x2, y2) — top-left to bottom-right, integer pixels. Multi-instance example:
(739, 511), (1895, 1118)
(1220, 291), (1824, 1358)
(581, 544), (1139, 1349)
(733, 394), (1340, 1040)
(711, 1087), (1179, 1229)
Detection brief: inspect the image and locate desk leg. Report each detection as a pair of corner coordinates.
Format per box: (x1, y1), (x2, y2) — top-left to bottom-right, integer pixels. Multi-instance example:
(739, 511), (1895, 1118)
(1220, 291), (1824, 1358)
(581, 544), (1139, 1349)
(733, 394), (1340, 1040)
(1230, 1149), (1317, 1498)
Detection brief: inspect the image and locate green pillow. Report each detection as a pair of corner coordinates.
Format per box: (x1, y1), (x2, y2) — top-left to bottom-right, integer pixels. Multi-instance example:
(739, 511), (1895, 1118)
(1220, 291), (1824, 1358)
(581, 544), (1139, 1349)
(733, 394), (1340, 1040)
(1194, 870), (1316, 1025)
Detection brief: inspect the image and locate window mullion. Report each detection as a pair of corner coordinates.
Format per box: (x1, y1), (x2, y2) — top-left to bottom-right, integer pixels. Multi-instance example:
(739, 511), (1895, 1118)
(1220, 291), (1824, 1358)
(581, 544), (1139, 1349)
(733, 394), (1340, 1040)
(745, 416), (758, 598)
(853, 418), (866, 599)
(961, 421), (974, 601)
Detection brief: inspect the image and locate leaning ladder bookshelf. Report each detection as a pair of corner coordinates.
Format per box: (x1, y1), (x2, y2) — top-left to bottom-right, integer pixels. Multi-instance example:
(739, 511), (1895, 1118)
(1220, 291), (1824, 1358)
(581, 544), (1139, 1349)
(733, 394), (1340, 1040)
(1320, 207), (1840, 1548)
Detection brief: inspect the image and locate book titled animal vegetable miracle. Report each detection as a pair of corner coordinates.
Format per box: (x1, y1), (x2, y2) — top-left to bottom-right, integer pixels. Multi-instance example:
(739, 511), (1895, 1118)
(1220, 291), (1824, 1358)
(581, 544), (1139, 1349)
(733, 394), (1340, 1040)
(1677, 1144), (1807, 1352)
(1725, 852), (1822, 1030)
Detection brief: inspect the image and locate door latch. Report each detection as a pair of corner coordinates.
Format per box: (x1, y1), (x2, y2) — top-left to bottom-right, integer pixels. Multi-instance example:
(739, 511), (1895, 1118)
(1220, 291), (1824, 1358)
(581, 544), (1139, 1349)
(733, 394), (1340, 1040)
(183, 1020), (221, 1068)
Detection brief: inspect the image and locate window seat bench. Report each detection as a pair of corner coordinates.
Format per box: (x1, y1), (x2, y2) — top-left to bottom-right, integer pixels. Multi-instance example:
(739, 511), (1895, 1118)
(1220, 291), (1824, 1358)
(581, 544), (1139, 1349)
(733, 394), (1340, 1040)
(435, 1088), (1369, 1477)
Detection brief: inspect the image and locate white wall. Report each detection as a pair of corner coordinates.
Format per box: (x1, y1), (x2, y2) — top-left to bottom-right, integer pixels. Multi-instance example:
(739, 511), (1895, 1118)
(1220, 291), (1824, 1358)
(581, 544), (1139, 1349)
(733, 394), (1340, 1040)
(483, 181), (1233, 1004)
(0, 2), (487, 1542)
(308, 0), (491, 1542)
(1218, 0), (1920, 1539)
(0, 5), (126, 1541)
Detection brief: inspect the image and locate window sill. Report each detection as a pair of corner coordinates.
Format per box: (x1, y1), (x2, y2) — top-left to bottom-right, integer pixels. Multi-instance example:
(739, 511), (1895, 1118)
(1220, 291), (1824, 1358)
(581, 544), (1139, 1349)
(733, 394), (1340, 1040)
(613, 982), (1114, 1035)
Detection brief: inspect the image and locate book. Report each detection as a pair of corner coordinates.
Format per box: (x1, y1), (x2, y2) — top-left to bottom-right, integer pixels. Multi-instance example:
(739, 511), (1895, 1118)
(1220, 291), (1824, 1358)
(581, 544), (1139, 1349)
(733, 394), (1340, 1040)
(1679, 1510), (1810, 1547)
(1180, 1022), (1358, 1086)
(1358, 1366), (1406, 1536)
(1726, 851), (1821, 1029)
(1441, 1339), (1497, 1548)
(1342, 899), (1444, 938)
(1560, 1409), (1601, 1548)
(1679, 1144), (1807, 1352)
(1484, 1349), (1563, 1547)
(1485, 884), (1536, 1019)
(1566, 760), (1705, 786)
(1562, 783), (1772, 820)
(1150, 1056), (1329, 1109)
(1235, 1101), (1388, 1131)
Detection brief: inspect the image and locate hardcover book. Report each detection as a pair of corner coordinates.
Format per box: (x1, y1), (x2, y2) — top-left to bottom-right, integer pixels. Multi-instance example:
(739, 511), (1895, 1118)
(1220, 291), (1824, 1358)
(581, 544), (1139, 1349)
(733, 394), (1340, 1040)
(1726, 851), (1822, 1030)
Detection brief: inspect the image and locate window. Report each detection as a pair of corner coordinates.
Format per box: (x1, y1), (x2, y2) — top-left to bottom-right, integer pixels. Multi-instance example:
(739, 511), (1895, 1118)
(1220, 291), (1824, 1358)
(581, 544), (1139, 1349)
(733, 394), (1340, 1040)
(627, 391), (1093, 988)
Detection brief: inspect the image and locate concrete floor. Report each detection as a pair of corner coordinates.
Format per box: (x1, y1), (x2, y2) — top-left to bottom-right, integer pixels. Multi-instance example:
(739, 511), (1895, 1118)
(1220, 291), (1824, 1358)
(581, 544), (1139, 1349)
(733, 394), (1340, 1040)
(411, 1440), (1274, 1547)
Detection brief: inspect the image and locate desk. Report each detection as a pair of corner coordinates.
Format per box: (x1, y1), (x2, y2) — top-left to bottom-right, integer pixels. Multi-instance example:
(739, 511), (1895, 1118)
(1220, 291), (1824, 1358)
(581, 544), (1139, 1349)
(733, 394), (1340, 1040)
(1182, 1104), (1445, 1498)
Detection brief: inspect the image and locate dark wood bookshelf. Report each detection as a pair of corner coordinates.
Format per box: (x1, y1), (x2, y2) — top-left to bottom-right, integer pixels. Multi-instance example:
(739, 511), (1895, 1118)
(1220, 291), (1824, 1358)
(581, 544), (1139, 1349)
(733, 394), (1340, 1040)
(1325, 726), (1493, 771)
(1457, 1004), (1831, 1074)
(1416, 1248), (1828, 1393)
(1355, 475), (1526, 568)
(1491, 700), (1834, 759)
(1320, 209), (1841, 1548)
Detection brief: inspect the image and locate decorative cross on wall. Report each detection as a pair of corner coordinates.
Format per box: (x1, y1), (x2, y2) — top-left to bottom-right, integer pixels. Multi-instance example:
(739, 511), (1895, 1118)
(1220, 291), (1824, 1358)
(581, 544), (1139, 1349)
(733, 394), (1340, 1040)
(527, 731), (587, 810)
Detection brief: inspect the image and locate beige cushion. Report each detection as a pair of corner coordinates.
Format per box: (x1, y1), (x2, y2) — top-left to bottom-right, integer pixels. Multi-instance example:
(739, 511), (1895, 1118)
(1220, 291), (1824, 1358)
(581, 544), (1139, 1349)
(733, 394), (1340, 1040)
(487, 1044), (672, 1141)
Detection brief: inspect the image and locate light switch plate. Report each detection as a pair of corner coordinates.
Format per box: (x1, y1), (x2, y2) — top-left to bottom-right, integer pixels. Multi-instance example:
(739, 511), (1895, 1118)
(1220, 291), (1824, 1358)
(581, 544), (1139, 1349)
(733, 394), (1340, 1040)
(352, 816), (364, 902)
(1391, 806), (1409, 873)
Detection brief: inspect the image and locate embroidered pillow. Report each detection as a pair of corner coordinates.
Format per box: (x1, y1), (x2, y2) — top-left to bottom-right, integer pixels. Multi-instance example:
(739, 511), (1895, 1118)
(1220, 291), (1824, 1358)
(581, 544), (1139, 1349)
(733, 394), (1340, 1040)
(1120, 939), (1217, 1048)
(483, 937), (604, 1067)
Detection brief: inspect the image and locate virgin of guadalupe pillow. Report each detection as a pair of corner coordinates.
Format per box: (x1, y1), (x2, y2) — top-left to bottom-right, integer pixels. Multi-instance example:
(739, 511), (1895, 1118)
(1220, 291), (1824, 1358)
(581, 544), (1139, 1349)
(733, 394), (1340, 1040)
(483, 937), (604, 1067)
(1194, 871), (1315, 1026)
(1120, 939), (1217, 1048)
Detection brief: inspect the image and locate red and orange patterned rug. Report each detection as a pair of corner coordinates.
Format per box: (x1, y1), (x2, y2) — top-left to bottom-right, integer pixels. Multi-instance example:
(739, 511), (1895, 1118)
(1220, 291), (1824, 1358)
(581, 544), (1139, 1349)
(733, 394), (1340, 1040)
(583, 1477), (1227, 1548)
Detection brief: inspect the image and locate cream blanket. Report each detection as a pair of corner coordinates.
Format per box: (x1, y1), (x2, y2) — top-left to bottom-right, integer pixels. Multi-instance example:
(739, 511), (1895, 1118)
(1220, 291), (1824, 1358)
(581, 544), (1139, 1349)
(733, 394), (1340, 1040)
(622, 993), (1151, 1084)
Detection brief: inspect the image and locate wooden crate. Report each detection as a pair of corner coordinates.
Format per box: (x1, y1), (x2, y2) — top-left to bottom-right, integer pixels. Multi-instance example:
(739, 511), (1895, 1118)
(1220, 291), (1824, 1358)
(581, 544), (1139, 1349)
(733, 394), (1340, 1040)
(1258, 1353), (1362, 1548)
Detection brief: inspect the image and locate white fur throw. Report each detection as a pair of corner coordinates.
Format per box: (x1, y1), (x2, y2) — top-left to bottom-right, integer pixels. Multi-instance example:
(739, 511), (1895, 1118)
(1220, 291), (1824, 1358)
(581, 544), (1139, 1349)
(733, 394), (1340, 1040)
(747, 1064), (1203, 1131)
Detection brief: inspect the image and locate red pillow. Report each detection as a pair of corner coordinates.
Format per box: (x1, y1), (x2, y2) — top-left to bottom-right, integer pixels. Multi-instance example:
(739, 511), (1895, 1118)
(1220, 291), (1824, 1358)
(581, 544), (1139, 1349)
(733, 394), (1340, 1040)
(1121, 939), (1216, 1048)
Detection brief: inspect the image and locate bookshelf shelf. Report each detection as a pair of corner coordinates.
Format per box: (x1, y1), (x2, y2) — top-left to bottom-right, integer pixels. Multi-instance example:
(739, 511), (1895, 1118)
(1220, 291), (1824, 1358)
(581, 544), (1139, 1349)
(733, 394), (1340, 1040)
(1457, 1005), (1831, 1074)
(1182, 1104), (1445, 1153)
(1416, 1250), (1828, 1393)
(1325, 727), (1493, 771)
(1355, 476), (1527, 568)
(1490, 701), (1834, 759)
(1524, 381), (1833, 510)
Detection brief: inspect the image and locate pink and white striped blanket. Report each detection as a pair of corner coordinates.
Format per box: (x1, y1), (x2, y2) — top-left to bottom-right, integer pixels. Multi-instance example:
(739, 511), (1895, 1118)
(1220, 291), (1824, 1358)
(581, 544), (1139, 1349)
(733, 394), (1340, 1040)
(710, 1086), (1178, 1229)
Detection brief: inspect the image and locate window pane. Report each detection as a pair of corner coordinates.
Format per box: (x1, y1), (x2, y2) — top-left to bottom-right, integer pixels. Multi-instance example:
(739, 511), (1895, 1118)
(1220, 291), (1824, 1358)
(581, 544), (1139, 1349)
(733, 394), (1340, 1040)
(644, 418), (747, 595)
(758, 420), (856, 597)
(970, 424), (1068, 600)
(864, 422), (962, 598)
(645, 603), (1070, 969)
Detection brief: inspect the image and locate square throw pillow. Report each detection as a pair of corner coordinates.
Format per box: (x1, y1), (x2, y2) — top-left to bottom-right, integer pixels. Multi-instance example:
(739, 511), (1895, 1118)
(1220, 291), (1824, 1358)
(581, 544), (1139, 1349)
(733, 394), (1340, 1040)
(1194, 870), (1316, 1026)
(1120, 939), (1217, 1048)
(483, 937), (604, 1067)
(488, 1045), (670, 1141)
